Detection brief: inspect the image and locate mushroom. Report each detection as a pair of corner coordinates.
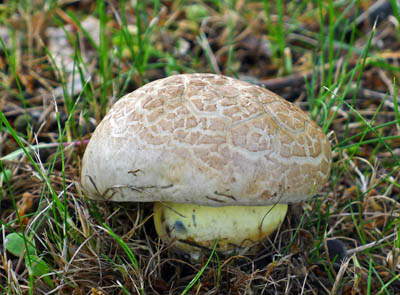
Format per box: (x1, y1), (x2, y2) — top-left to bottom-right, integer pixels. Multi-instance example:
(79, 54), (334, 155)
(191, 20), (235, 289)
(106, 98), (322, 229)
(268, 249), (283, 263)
(81, 73), (332, 253)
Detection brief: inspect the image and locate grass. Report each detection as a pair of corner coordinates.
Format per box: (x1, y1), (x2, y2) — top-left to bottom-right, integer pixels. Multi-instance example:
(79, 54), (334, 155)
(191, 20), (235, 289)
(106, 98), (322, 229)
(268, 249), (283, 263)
(1, 0), (400, 294)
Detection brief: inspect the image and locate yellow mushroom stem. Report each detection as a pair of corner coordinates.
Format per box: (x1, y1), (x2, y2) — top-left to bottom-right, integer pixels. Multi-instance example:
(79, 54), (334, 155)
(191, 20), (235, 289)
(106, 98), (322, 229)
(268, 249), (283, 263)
(153, 202), (288, 253)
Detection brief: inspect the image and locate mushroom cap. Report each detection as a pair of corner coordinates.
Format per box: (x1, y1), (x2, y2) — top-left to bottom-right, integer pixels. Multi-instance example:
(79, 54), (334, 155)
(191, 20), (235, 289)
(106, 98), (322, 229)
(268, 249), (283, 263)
(81, 73), (331, 206)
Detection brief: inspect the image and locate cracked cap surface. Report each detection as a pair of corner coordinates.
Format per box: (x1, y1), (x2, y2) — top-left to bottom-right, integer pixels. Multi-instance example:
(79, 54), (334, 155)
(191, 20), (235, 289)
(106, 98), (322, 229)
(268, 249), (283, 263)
(81, 73), (332, 206)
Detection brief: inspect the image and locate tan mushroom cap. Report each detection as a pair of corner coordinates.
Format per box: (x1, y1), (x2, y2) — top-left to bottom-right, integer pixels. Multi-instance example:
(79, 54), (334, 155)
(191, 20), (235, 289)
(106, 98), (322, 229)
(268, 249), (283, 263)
(81, 73), (331, 206)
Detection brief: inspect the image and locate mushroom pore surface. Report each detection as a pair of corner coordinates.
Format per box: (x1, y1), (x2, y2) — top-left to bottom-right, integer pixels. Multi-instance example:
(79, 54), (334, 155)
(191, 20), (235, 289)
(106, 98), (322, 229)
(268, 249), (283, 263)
(81, 73), (332, 252)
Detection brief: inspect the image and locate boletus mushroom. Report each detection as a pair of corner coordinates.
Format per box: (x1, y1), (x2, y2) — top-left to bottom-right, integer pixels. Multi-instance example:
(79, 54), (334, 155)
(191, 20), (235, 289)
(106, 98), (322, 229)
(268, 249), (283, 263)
(81, 73), (332, 253)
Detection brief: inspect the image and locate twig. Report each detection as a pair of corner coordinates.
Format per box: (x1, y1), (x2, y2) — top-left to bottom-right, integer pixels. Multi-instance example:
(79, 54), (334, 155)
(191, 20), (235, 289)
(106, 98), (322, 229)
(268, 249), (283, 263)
(347, 232), (396, 255)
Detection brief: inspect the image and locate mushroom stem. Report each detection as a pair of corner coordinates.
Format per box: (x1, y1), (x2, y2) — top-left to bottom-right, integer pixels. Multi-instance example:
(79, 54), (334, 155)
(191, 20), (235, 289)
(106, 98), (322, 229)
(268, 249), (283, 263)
(153, 202), (288, 253)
